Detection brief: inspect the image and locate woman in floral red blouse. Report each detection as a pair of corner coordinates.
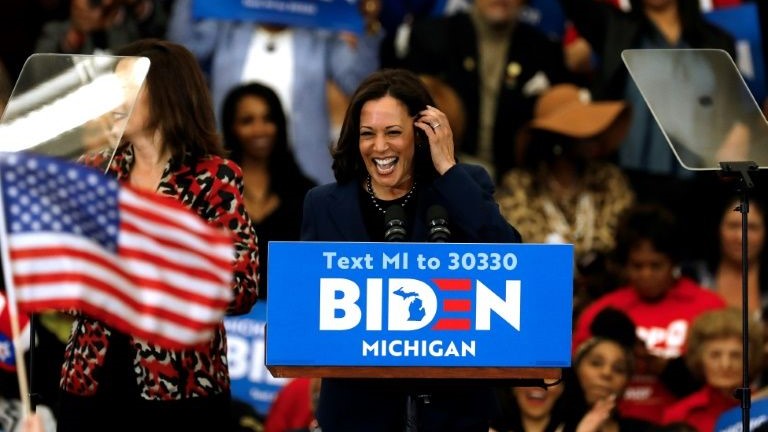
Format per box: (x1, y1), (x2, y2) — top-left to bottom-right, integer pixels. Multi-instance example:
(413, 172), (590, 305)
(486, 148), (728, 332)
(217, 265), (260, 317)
(56, 39), (259, 431)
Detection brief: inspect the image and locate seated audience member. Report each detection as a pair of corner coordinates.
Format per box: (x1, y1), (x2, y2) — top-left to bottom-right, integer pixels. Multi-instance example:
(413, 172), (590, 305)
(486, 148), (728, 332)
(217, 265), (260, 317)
(35, 0), (167, 54)
(573, 204), (726, 424)
(404, 0), (568, 180)
(556, 0), (736, 260)
(561, 307), (652, 432)
(662, 307), (764, 431)
(556, 0), (734, 180)
(685, 195), (768, 319)
(167, 0), (382, 185)
(230, 398), (265, 432)
(221, 82), (316, 300)
(491, 378), (564, 432)
(496, 83), (634, 308)
(265, 378), (320, 432)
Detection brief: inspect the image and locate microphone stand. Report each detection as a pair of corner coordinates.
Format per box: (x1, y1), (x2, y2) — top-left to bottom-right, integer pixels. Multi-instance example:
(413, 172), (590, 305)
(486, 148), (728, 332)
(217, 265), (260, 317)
(719, 160), (758, 431)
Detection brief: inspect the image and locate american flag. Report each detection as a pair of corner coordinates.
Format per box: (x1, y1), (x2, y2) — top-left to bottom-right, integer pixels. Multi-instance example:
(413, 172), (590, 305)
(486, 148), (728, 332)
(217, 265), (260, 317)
(0, 152), (234, 349)
(0, 290), (29, 371)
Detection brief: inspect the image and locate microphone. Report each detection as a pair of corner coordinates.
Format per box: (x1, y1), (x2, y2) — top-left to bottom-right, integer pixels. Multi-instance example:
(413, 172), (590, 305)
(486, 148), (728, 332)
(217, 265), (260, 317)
(384, 205), (408, 241)
(427, 205), (450, 242)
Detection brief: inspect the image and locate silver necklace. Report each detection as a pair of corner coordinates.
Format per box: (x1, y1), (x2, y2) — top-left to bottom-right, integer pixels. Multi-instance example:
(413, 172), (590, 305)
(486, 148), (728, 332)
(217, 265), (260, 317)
(366, 175), (416, 215)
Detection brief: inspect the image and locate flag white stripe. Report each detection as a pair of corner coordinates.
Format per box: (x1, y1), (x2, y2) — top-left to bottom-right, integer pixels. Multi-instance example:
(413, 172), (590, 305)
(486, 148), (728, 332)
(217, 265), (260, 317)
(10, 233), (232, 302)
(120, 188), (226, 236)
(14, 282), (224, 325)
(120, 208), (229, 257)
(120, 256), (232, 300)
(12, 255), (227, 320)
(119, 229), (232, 281)
(15, 283), (211, 344)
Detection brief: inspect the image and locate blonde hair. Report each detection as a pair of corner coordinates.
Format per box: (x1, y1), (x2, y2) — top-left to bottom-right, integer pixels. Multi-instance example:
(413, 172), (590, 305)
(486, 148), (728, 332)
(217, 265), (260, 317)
(685, 307), (764, 380)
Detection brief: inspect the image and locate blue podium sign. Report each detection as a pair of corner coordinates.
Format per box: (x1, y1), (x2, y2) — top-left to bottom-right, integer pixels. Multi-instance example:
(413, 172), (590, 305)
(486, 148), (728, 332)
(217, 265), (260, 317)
(266, 242), (573, 369)
(225, 302), (288, 415)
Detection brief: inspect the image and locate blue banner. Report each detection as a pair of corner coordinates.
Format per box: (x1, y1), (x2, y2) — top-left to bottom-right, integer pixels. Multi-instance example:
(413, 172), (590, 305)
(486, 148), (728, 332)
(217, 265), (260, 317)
(705, 3), (766, 102)
(520, 0), (567, 41)
(266, 242), (573, 369)
(715, 397), (768, 431)
(225, 302), (289, 416)
(192, 0), (365, 34)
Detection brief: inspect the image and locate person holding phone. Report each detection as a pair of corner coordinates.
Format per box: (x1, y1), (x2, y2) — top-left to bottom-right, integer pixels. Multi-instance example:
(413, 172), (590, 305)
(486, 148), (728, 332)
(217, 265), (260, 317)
(300, 68), (521, 431)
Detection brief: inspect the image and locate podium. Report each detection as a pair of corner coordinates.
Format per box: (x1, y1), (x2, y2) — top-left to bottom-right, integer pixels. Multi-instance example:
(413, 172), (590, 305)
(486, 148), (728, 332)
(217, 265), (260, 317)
(265, 242), (572, 381)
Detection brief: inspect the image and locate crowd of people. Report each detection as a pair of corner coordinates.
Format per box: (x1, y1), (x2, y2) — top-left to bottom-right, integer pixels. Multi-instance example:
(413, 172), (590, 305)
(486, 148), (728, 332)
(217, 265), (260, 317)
(2, 0), (768, 431)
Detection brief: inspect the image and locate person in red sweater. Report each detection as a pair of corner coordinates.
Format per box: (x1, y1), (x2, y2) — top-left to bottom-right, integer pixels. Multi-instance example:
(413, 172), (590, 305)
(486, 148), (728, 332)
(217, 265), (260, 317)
(662, 307), (764, 431)
(573, 204), (726, 425)
(265, 378), (320, 432)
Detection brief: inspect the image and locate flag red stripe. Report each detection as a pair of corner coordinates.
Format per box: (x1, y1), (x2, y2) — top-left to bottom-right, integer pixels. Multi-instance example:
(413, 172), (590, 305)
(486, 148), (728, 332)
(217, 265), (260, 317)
(432, 318), (472, 330)
(15, 298), (211, 349)
(121, 218), (232, 267)
(118, 246), (230, 284)
(10, 246), (229, 305)
(121, 200), (232, 245)
(11, 247), (230, 307)
(443, 299), (472, 312)
(14, 274), (227, 330)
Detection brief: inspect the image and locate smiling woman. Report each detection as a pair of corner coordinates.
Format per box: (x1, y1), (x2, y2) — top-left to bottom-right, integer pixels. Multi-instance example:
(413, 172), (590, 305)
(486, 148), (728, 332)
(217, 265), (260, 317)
(301, 68), (522, 431)
(557, 308), (652, 432)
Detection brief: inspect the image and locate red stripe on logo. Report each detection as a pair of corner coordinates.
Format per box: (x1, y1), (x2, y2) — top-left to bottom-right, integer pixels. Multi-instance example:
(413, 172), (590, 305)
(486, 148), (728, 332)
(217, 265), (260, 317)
(432, 279), (471, 290)
(432, 318), (471, 330)
(443, 299), (471, 312)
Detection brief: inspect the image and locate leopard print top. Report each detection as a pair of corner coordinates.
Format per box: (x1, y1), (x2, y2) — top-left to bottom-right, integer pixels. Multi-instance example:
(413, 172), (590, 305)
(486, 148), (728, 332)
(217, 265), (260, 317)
(496, 161), (634, 265)
(60, 145), (259, 400)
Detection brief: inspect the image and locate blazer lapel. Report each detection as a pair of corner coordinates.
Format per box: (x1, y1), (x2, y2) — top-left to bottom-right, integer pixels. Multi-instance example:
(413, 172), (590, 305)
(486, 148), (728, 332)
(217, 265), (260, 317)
(329, 182), (369, 241)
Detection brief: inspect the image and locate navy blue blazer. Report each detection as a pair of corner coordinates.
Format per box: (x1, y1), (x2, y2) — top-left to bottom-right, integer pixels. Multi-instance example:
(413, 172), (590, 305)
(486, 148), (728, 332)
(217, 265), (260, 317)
(300, 163), (521, 431)
(302, 163), (521, 244)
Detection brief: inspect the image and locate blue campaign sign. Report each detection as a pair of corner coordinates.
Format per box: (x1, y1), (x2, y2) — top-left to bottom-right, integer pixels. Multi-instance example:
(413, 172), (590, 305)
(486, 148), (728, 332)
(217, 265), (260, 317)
(225, 302), (289, 416)
(705, 3), (766, 102)
(192, 0), (365, 34)
(715, 398), (768, 431)
(266, 242), (573, 368)
(520, 0), (567, 41)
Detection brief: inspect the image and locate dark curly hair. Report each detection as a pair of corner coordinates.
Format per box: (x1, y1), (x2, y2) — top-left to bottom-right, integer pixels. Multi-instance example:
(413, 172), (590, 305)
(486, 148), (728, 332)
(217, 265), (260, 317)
(331, 68), (439, 185)
(614, 203), (683, 265)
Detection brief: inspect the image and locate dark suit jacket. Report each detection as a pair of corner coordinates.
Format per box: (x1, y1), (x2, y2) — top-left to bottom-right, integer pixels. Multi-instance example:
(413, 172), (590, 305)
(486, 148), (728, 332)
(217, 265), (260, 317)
(302, 164), (521, 243)
(300, 164), (521, 431)
(405, 13), (568, 180)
